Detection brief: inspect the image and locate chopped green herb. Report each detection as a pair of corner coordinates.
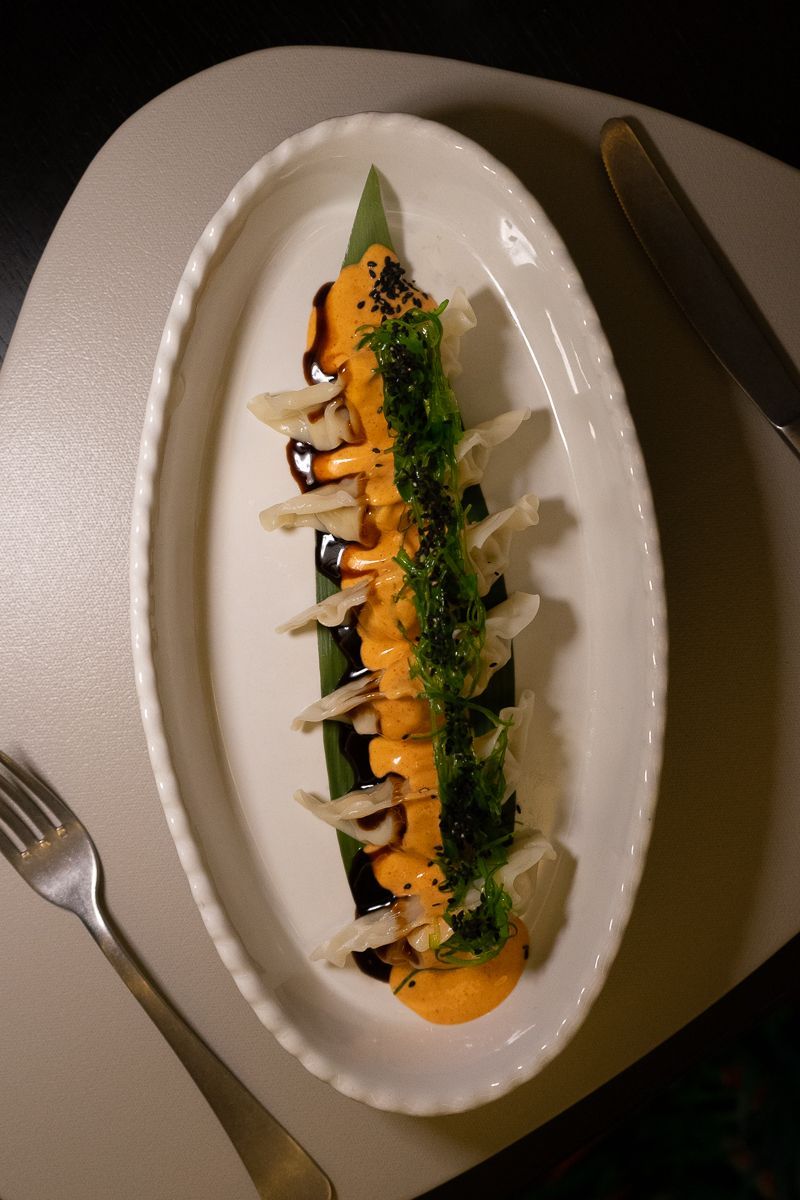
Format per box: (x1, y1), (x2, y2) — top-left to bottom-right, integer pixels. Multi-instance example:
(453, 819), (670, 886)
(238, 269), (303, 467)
(358, 305), (516, 962)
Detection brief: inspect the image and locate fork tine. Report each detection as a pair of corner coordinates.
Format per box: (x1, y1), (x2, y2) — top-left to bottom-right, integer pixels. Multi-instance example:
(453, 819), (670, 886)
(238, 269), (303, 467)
(0, 750), (74, 831)
(0, 793), (39, 853)
(0, 764), (53, 840)
(0, 819), (24, 860)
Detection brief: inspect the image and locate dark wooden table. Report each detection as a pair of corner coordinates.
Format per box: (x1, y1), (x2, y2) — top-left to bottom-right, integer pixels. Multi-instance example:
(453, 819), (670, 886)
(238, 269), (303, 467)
(3, 4), (798, 1195)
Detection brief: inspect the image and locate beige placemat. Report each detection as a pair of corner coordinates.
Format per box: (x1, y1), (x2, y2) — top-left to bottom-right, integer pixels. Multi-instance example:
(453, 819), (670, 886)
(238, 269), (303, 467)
(1, 46), (798, 1200)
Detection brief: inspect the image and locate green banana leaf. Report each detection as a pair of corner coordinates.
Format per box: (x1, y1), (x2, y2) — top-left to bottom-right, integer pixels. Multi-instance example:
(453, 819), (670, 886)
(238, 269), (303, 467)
(314, 168), (515, 877)
(341, 165), (394, 268)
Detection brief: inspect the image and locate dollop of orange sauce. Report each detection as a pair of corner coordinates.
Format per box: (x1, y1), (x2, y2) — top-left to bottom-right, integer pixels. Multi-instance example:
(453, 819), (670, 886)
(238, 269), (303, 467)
(308, 246), (526, 1023)
(390, 920), (530, 1024)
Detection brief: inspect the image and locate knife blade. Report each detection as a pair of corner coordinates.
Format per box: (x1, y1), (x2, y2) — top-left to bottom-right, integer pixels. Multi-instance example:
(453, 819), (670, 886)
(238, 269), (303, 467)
(600, 117), (800, 459)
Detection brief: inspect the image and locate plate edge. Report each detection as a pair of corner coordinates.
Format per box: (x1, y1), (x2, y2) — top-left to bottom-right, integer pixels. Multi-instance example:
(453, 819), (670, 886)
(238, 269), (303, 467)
(128, 109), (669, 1115)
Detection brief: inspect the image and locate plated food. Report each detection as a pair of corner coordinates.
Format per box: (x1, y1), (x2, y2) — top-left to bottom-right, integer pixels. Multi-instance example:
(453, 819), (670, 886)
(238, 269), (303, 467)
(132, 111), (666, 1112)
(249, 169), (554, 1023)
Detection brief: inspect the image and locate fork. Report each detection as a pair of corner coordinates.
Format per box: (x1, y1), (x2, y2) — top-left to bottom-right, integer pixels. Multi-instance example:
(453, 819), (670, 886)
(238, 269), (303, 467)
(0, 750), (332, 1200)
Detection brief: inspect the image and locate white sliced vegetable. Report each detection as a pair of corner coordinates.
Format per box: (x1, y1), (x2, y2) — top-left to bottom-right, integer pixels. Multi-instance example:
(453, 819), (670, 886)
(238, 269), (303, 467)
(474, 592), (540, 691)
(350, 809), (403, 847)
(259, 479), (362, 541)
(276, 577), (372, 634)
(474, 688), (535, 802)
(291, 671), (381, 730)
(456, 409), (531, 489)
(466, 495), (539, 596)
(294, 777), (417, 845)
(249, 378), (343, 421)
(351, 706), (380, 735)
(463, 830), (555, 911)
(294, 779), (396, 825)
(248, 379), (356, 452)
(407, 918), (454, 953)
(311, 897), (427, 968)
(439, 287), (477, 380)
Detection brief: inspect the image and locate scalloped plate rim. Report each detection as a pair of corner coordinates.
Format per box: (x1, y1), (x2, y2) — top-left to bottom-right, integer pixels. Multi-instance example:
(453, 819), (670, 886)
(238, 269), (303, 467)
(129, 110), (667, 1115)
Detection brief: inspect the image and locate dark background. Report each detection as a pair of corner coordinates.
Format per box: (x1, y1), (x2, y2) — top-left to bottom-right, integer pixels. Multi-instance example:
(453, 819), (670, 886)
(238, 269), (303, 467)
(2, 2), (798, 1195)
(2, 0), (798, 360)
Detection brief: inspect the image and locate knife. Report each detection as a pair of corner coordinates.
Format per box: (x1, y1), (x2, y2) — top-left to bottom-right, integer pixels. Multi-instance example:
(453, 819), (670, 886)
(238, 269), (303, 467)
(600, 117), (800, 459)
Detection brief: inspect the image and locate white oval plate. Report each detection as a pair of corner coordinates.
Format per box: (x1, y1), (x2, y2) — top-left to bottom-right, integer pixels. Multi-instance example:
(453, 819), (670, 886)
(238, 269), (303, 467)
(130, 112), (667, 1115)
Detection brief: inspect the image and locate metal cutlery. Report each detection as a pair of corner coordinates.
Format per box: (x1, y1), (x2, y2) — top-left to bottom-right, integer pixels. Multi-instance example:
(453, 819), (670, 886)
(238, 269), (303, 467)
(600, 116), (800, 459)
(0, 749), (332, 1200)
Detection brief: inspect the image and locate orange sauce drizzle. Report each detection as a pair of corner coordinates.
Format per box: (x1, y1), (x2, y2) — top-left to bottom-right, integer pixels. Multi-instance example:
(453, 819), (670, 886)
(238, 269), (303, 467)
(308, 245), (526, 1022)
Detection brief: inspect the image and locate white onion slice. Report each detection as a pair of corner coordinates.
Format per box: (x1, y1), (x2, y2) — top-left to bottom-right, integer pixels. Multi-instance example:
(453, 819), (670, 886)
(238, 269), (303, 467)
(249, 378), (343, 421)
(439, 287), (477, 380)
(463, 831), (555, 911)
(276, 577), (372, 634)
(466, 495), (539, 596)
(475, 593), (540, 691)
(291, 672), (381, 730)
(311, 898), (427, 968)
(294, 779), (396, 826)
(259, 478), (361, 539)
(456, 410), (531, 488)
(474, 688), (536, 803)
(249, 378), (355, 452)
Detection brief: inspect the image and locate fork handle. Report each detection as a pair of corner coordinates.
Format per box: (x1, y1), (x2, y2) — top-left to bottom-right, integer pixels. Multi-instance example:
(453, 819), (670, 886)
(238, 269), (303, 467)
(77, 902), (331, 1200)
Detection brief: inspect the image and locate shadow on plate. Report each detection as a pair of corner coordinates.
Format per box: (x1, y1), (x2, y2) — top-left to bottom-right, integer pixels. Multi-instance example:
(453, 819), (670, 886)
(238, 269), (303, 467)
(417, 97), (780, 1152)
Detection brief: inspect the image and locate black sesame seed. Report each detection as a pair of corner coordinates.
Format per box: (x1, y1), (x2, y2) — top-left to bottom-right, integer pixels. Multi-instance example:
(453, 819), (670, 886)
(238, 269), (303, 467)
(357, 300), (365, 309)
(408, 980), (416, 988)
(403, 882), (412, 890)
(367, 260), (376, 268)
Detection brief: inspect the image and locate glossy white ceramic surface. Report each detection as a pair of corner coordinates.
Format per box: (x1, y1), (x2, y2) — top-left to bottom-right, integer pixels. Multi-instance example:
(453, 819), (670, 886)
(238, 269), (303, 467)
(130, 111), (667, 1113)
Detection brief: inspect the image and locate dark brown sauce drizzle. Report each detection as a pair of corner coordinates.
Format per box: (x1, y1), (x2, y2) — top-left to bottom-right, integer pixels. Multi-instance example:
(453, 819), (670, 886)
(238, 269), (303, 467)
(286, 440), (320, 493)
(303, 282), (336, 385)
(287, 277), (339, 494)
(349, 848), (393, 915)
(349, 850), (393, 982)
(340, 725), (381, 791)
(353, 948), (392, 982)
(303, 277), (406, 987)
(357, 809), (391, 832)
(313, 527), (392, 979)
(316, 531), (345, 585)
(331, 623), (370, 680)
(338, 722), (392, 981)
